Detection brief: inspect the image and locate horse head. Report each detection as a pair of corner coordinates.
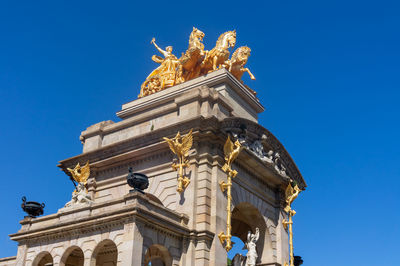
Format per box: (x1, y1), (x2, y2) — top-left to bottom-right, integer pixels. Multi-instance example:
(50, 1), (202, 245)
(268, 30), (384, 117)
(216, 30), (236, 50)
(232, 46), (251, 65)
(191, 27), (205, 41)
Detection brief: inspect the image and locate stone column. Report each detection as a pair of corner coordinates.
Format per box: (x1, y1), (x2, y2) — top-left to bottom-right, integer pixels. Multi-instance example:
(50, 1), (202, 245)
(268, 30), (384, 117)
(83, 251), (91, 266)
(276, 211), (289, 266)
(209, 166), (229, 266)
(118, 219), (144, 266)
(14, 244), (27, 266)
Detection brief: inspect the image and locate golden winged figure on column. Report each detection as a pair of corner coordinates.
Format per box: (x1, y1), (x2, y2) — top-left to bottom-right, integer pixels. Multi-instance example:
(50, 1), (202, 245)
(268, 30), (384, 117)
(284, 183), (301, 213)
(163, 129), (193, 193)
(221, 136), (242, 173)
(283, 182), (302, 266)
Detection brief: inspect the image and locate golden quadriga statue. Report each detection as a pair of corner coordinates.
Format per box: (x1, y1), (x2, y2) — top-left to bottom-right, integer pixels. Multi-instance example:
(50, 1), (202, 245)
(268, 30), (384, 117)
(139, 27), (256, 98)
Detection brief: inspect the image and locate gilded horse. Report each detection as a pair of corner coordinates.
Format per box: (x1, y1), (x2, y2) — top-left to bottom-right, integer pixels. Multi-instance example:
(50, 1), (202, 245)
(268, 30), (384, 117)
(226, 46), (255, 82)
(201, 30), (236, 74)
(177, 27), (206, 83)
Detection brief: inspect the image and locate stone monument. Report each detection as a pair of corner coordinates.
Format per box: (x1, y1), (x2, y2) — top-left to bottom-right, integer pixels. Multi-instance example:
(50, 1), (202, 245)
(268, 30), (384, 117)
(1, 28), (306, 266)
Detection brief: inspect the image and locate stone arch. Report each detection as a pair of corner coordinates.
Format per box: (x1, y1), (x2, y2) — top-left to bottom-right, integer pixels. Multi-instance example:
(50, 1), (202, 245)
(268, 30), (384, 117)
(90, 239), (118, 266)
(144, 244), (172, 266)
(60, 246), (85, 266)
(32, 251), (53, 266)
(231, 184), (277, 260)
(231, 202), (271, 264)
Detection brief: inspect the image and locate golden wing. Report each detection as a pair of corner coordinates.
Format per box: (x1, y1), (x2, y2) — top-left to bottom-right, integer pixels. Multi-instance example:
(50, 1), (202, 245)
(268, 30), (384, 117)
(181, 129), (193, 156)
(78, 161), (90, 184)
(223, 136), (234, 159)
(285, 183), (294, 202)
(164, 137), (177, 155)
(152, 55), (164, 64)
(67, 163), (80, 183)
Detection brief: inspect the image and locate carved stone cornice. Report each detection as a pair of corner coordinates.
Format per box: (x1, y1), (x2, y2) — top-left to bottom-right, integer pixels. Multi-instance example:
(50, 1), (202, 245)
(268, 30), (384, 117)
(58, 116), (221, 173)
(221, 117), (306, 189)
(9, 192), (190, 243)
(117, 68), (263, 119)
(59, 115), (304, 192)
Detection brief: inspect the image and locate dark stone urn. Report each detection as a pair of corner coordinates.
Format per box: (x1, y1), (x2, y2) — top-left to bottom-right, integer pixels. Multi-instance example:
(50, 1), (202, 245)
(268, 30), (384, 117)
(21, 196), (45, 218)
(294, 256), (304, 266)
(127, 167), (149, 194)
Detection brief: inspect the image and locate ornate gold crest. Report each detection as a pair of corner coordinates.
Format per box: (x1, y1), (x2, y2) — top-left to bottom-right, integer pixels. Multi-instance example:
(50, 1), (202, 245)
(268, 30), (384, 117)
(282, 182), (302, 266)
(163, 129), (193, 193)
(218, 135), (243, 252)
(67, 161), (90, 185)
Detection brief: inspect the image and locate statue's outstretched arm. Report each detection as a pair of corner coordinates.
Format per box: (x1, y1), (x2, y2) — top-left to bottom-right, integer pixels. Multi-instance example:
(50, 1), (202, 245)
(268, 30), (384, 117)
(151, 37), (168, 57)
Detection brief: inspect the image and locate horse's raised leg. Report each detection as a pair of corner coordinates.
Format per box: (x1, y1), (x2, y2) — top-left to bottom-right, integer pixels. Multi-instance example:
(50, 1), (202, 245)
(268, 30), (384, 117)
(213, 56), (218, 71)
(245, 68), (256, 80)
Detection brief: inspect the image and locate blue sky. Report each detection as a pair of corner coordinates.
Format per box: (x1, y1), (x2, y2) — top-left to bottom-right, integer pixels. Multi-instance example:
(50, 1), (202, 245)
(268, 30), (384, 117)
(0, 1), (399, 265)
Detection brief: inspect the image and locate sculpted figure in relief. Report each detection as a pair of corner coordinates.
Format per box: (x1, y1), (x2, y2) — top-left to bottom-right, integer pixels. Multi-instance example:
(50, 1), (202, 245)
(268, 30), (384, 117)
(245, 228), (260, 266)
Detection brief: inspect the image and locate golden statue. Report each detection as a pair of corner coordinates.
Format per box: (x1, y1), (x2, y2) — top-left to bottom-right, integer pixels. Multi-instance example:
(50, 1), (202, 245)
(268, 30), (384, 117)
(139, 38), (180, 98)
(67, 161), (90, 186)
(64, 162), (93, 207)
(139, 28), (256, 98)
(218, 135), (242, 252)
(177, 27), (207, 83)
(163, 129), (193, 193)
(282, 183), (302, 266)
(227, 46), (255, 82)
(221, 136), (242, 173)
(201, 30), (236, 74)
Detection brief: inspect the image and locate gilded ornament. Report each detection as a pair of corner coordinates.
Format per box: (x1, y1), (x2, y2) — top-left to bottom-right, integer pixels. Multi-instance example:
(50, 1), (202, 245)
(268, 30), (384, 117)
(163, 129), (193, 193)
(200, 30), (236, 74)
(139, 28), (256, 98)
(227, 46), (255, 82)
(282, 183), (302, 266)
(177, 27), (207, 83)
(218, 135), (242, 252)
(64, 162), (93, 207)
(67, 161), (90, 186)
(139, 38), (180, 98)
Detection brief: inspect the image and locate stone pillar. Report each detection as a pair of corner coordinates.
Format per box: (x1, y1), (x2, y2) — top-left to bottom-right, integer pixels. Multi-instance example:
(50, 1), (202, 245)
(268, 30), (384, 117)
(53, 256), (61, 266)
(14, 244), (27, 266)
(83, 251), (91, 266)
(209, 166), (229, 266)
(118, 220), (144, 266)
(277, 211), (289, 266)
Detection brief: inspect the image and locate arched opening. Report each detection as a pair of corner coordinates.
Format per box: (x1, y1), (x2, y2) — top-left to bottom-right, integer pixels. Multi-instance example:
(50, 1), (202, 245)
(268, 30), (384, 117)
(230, 202), (271, 264)
(61, 246), (84, 266)
(227, 236), (247, 265)
(32, 251), (53, 266)
(144, 244), (172, 266)
(91, 239), (118, 266)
